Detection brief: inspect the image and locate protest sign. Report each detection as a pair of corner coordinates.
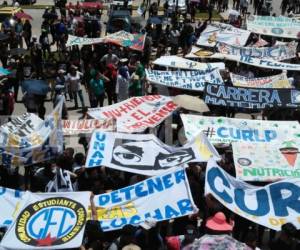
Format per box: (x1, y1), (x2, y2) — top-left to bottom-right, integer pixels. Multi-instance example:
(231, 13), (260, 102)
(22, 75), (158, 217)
(0, 99), (64, 167)
(185, 46), (224, 59)
(152, 56), (225, 70)
(62, 119), (115, 136)
(88, 95), (178, 133)
(217, 42), (297, 61)
(205, 160), (300, 231)
(66, 31), (145, 51)
(204, 83), (300, 109)
(0, 187), (24, 228)
(247, 15), (300, 39)
(231, 73), (291, 88)
(196, 23), (251, 47)
(92, 168), (198, 231)
(145, 69), (223, 92)
(1, 191), (90, 249)
(233, 140), (300, 182)
(180, 114), (300, 143)
(85, 131), (220, 175)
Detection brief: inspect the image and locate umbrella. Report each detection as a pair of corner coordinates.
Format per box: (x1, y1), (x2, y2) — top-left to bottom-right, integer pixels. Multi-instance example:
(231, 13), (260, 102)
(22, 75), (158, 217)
(9, 48), (28, 56)
(0, 67), (11, 76)
(22, 79), (50, 95)
(147, 16), (162, 25)
(173, 95), (210, 113)
(0, 33), (9, 41)
(185, 234), (251, 250)
(15, 12), (33, 20)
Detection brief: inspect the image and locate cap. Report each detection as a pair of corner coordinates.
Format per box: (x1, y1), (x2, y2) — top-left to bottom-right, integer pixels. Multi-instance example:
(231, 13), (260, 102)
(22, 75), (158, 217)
(140, 219), (157, 230)
(122, 244), (141, 250)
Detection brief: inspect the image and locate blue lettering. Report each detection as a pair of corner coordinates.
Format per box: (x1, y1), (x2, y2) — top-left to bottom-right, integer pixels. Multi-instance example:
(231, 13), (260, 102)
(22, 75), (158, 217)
(174, 170), (185, 183)
(265, 130), (277, 142)
(129, 215), (141, 225)
(111, 191), (122, 204)
(135, 183), (148, 197)
(217, 127), (228, 138)
(96, 132), (106, 141)
(99, 194), (110, 206)
(162, 174), (174, 189)
(111, 218), (127, 228)
(165, 205), (180, 219)
(177, 199), (193, 215)
(119, 185), (135, 200)
(146, 177), (163, 194)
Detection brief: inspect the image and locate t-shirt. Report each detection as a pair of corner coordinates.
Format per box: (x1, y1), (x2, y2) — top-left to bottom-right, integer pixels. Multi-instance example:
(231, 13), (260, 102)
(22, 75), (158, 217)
(67, 71), (83, 92)
(90, 78), (104, 96)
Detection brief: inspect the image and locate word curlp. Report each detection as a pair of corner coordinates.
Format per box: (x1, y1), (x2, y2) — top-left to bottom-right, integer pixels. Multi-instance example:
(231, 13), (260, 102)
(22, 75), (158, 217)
(207, 166), (300, 217)
(98, 169), (186, 206)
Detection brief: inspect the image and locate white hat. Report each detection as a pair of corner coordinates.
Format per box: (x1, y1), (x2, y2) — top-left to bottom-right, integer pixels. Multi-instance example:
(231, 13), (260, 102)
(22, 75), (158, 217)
(140, 219), (157, 230)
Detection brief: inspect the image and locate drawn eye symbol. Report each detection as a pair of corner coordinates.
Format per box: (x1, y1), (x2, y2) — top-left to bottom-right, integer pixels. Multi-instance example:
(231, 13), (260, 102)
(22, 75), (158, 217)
(114, 152), (142, 163)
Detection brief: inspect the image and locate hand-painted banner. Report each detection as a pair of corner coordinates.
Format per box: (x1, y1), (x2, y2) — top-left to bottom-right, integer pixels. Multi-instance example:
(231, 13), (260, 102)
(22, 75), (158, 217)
(1, 191), (90, 249)
(204, 83), (300, 109)
(88, 95), (178, 133)
(230, 73), (291, 88)
(152, 56), (225, 70)
(205, 160), (300, 231)
(62, 119), (115, 135)
(145, 69), (223, 92)
(185, 46), (224, 59)
(66, 31), (145, 51)
(196, 23), (251, 47)
(180, 114), (300, 144)
(0, 187), (24, 228)
(218, 41), (297, 61)
(247, 15), (300, 39)
(85, 131), (220, 175)
(0, 99), (64, 167)
(92, 168), (198, 231)
(233, 140), (300, 182)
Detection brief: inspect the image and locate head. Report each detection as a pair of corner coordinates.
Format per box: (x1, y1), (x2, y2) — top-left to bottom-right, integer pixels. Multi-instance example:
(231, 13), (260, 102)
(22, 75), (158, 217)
(280, 223), (297, 242)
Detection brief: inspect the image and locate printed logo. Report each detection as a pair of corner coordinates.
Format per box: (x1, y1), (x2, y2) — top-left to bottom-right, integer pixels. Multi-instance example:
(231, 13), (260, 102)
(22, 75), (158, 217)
(15, 197), (86, 247)
(271, 28), (284, 35)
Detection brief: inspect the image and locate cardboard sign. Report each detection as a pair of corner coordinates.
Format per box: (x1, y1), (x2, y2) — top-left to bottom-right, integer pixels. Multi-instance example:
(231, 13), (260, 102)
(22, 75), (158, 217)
(62, 119), (115, 135)
(204, 83), (300, 109)
(152, 56), (225, 70)
(231, 73), (291, 88)
(233, 140), (300, 182)
(218, 42), (297, 61)
(205, 160), (300, 231)
(0, 99), (64, 167)
(66, 31), (145, 51)
(1, 191), (90, 249)
(196, 23), (251, 47)
(88, 95), (178, 133)
(0, 187), (24, 228)
(85, 131), (220, 175)
(180, 114), (300, 144)
(146, 69), (223, 92)
(247, 15), (300, 39)
(92, 168), (198, 231)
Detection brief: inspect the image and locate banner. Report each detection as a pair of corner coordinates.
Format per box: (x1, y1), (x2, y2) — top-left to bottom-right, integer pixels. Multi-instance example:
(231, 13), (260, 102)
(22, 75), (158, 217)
(152, 56), (225, 70)
(204, 83), (300, 109)
(85, 131), (220, 175)
(185, 46), (224, 59)
(88, 95), (178, 133)
(180, 114), (300, 143)
(205, 160), (300, 231)
(62, 119), (115, 135)
(231, 73), (291, 88)
(0, 99), (64, 167)
(0, 187), (24, 228)
(247, 15), (300, 39)
(66, 31), (145, 51)
(196, 23), (251, 47)
(1, 191), (90, 249)
(217, 42), (297, 61)
(92, 168), (198, 231)
(233, 140), (300, 182)
(145, 69), (223, 92)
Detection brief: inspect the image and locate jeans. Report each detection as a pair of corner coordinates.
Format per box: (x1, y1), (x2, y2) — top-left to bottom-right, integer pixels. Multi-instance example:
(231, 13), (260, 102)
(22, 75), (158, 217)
(72, 89), (85, 108)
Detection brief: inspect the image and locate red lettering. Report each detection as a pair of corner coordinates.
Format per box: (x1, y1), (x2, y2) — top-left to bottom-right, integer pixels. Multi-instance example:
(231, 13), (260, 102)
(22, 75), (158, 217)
(131, 112), (143, 121)
(137, 109), (150, 117)
(63, 120), (70, 129)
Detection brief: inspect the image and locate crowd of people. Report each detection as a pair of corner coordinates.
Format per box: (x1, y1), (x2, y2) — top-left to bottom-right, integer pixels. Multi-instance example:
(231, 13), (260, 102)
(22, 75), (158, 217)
(0, 0), (300, 250)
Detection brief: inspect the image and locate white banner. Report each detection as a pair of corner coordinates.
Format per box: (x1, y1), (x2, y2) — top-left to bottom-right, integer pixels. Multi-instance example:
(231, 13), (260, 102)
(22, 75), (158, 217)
(85, 131), (220, 175)
(247, 15), (300, 39)
(145, 69), (223, 92)
(88, 95), (178, 133)
(0, 99), (64, 167)
(152, 56), (225, 70)
(218, 42), (297, 61)
(0, 187), (24, 228)
(62, 119), (115, 135)
(205, 160), (300, 231)
(1, 191), (90, 249)
(233, 140), (300, 182)
(181, 114), (300, 144)
(230, 73), (291, 88)
(92, 168), (198, 231)
(196, 23), (251, 47)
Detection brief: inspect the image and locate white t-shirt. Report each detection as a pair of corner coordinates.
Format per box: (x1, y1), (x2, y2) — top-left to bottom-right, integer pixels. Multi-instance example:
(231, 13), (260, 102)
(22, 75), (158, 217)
(67, 71), (83, 92)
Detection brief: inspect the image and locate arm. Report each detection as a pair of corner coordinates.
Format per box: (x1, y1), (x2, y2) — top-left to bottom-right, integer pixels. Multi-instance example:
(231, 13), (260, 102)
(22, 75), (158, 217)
(100, 73), (110, 82)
